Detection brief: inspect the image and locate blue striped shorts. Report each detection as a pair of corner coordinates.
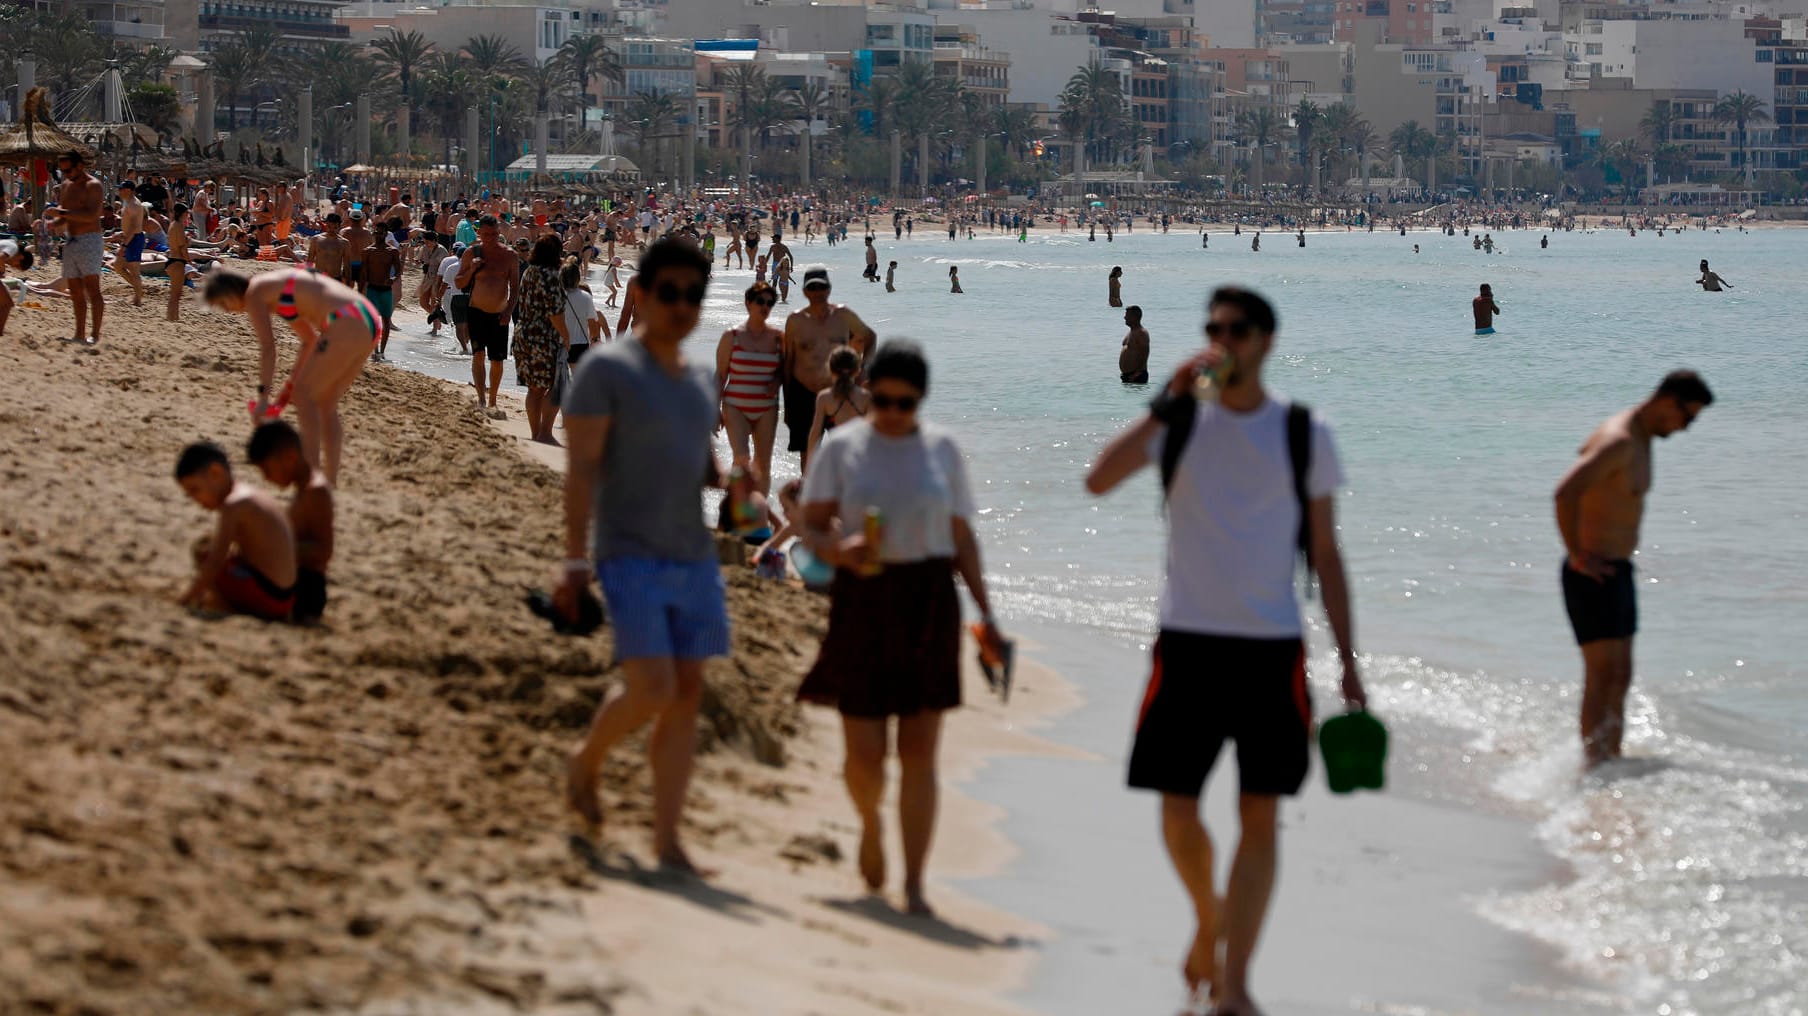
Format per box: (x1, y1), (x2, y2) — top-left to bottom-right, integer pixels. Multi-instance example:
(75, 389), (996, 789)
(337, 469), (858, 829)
(596, 557), (731, 661)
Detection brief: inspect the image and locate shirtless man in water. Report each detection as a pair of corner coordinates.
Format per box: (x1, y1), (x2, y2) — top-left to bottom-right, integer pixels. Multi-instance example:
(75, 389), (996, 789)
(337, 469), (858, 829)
(1696, 260), (1732, 292)
(456, 214), (519, 409)
(1119, 305), (1150, 383)
(1553, 370), (1713, 767)
(782, 266), (874, 469)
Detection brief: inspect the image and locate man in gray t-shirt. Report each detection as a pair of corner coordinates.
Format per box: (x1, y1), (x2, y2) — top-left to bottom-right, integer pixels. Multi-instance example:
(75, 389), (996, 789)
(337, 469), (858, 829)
(556, 239), (728, 876)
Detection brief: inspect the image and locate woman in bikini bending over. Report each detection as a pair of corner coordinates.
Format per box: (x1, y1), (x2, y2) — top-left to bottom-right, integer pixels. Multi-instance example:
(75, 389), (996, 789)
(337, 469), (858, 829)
(205, 267), (379, 485)
(715, 280), (784, 493)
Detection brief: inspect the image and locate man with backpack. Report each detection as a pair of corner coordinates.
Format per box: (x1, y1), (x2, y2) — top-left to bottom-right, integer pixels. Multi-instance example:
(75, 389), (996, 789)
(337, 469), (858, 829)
(1085, 286), (1366, 1016)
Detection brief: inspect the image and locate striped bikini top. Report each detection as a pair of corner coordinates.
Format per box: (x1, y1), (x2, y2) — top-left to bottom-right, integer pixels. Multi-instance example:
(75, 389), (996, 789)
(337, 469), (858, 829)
(723, 341), (781, 410)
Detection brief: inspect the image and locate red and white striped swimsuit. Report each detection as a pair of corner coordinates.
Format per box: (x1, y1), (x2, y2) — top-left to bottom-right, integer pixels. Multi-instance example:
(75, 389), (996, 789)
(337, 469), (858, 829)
(723, 340), (781, 421)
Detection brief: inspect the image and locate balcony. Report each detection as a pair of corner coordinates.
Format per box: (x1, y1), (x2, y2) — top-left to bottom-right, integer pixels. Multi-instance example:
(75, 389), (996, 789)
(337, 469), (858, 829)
(93, 19), (165, 40)
(200, 13), (348, 36)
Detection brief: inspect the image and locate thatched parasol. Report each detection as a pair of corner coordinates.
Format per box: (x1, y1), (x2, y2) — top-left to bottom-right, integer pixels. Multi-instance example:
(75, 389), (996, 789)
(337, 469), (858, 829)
(0, 88), (97, 167)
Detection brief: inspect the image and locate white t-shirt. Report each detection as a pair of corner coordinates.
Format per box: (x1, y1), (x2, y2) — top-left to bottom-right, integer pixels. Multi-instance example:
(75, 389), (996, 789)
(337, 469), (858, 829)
(803, 421), (976, 564)
(563, 286), (596, 345)
(1145, 395), (1344, 638)
(437, 254), (463, 294)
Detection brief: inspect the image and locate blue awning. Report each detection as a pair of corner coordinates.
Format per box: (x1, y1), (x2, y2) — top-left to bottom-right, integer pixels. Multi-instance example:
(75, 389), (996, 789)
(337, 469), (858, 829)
(696, 39), (759, 60)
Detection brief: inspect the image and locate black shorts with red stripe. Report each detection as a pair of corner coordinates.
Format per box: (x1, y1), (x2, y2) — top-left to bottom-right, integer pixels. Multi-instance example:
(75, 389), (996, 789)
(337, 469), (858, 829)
(1127, 630), (1312, 798)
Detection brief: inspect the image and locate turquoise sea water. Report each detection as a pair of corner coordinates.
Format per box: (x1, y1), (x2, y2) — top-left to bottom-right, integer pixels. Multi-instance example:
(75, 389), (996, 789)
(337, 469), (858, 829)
(386, 222), (1807, 1014)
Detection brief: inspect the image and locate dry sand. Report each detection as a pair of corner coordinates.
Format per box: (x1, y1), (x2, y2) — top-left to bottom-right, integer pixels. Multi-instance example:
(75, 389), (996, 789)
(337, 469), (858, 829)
(0, 264), (1077, 1015)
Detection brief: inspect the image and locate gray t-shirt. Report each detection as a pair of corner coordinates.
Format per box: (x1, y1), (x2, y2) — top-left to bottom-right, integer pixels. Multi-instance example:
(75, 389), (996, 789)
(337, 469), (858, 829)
(565, 338), (717, 562)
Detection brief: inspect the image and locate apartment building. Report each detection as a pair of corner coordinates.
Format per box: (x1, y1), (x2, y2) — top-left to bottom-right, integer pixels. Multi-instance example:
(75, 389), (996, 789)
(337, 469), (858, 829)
(932, 27), (1011, 108)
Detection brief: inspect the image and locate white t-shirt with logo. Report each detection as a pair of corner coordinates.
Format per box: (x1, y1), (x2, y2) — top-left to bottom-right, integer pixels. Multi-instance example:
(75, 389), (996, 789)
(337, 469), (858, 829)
(1145, 395), (1344, 638)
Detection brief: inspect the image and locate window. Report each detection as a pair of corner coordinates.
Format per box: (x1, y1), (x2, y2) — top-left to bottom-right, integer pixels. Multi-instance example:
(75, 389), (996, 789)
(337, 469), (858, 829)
(1585, 43), (1601, 55)
(866, 24), (895, 43)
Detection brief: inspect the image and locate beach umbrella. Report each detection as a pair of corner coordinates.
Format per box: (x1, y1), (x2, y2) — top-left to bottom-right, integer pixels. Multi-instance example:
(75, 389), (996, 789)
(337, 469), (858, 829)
(1084, 192), (1099, 199)
(1090, 200), (1105, 208)
(0, 88), (97, 167)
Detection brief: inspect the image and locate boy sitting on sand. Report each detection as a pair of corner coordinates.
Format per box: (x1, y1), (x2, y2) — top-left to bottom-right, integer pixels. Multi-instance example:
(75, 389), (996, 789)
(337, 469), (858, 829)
(246, 421), (333, 624)
(0, 237), (32, 336)
(176, 442), (297, 621)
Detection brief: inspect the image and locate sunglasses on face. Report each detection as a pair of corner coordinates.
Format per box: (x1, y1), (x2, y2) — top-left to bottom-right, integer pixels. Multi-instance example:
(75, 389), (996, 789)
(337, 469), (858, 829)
(748, 296), (775, 308)
(1203, 319), (1255, 341)
(655, 281), (707, 306)
(871, 393), (920, 412)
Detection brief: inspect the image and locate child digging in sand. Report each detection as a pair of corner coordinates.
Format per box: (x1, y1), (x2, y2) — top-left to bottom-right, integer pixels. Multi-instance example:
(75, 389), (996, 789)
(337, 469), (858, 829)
(176, 442), (297, 621)
(247, 421), (333, 624)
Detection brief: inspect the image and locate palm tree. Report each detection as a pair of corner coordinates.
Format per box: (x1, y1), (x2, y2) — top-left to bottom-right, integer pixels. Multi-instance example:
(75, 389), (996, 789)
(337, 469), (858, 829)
(1346, 120), (1378, 196)
(993, 104), (1037, 160)
(1063, 60), (1130, 166)
(372, 29), (433, 105)
(1293, 98), (1322, 185)
(209, 43), (259, 132)
(554, 33), (621, 107)
(1713, 90), (1770, 186)
(418, 51), (477, 168)
(624, 91), (676, 172)
(789, 80), (834, 183)
(724, 63), (766, 180)
(463, 34), (526, 80)
(1639, 100), (1676, 146)
(524, 60), (575, 118)
(1389, 119), (1435, 193)
(29, 10), (107, 106)
(1234, 107), (1287, 192)
(1652, 141), (1691, 183)
(1597, 137), (1644, 195)
(855, 77), (899, 137)
(1317, 101), (1359, 186)
(116, 44), (177, 86)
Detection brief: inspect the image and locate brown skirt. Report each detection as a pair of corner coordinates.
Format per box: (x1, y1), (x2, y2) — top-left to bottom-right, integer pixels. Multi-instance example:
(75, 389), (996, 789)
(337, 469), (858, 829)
(797, 558), (962, 718)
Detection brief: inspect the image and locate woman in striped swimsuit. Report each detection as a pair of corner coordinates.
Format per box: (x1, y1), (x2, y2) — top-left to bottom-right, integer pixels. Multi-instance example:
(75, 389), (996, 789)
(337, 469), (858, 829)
(714, 281), (784, 494)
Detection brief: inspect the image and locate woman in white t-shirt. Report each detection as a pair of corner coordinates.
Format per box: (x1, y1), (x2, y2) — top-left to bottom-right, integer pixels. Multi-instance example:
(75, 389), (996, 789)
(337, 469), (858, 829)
(559, 257), (608, 367)
(795, 342), (1008, 917)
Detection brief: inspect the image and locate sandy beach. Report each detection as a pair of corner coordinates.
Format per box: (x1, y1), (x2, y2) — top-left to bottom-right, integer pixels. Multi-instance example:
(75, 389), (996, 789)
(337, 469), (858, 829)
(0, 264), (1080, 1015)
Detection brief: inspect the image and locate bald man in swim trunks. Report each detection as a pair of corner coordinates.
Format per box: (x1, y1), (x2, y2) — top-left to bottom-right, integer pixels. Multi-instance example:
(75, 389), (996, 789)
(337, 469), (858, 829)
(782, 266), (874, 470)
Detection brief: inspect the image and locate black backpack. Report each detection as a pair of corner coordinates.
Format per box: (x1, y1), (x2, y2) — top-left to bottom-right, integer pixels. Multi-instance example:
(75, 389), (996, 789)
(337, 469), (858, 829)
(1159, 398), (1316, 592)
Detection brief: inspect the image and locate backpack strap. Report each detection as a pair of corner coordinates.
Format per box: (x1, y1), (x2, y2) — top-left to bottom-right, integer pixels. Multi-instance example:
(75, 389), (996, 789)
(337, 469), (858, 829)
(1287, 401), (1315, 594)
(1155, 391), (1198, 500)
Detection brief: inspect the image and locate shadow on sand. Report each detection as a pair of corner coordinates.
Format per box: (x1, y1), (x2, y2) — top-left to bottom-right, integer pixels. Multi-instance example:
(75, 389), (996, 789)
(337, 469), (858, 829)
(820, 894), (1041, 953)
(568, 834), (789, 925)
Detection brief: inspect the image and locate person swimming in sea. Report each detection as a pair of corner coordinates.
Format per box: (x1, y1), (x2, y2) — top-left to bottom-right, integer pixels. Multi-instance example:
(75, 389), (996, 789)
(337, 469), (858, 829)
(1473, 283), (1501, 336)
(1697, 260), (1732, 292)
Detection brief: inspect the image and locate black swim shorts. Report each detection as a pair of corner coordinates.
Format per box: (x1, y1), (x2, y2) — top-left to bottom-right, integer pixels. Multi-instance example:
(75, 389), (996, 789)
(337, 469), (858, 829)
(1128, 631), (1311, 798)
(1561, 558), (1636, 645)
(449, 292), (470, 326)
(1121, 370), (1150, 384)
(467, 307), (509, 361)
(784, 373), (817, 453)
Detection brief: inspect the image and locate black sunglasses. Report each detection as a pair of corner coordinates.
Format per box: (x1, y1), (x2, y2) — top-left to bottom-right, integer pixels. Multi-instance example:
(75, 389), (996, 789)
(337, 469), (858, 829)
(871, 393), (920, 412)
(1203, 319), (1255, 340)
(748, 297), (775, 308)
(655, 281), (707, 307)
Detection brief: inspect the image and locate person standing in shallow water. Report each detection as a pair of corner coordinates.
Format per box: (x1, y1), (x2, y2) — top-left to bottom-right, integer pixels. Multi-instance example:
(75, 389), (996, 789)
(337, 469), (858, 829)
(1119, 305), (1150, 384)
(1472, 284), (1501, 336)
(1108, 265), (1123, 307)
(1553, 370), (1713, 768)
(1085, 287), (1366, 1016)
(796, 342), (1007, 917)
